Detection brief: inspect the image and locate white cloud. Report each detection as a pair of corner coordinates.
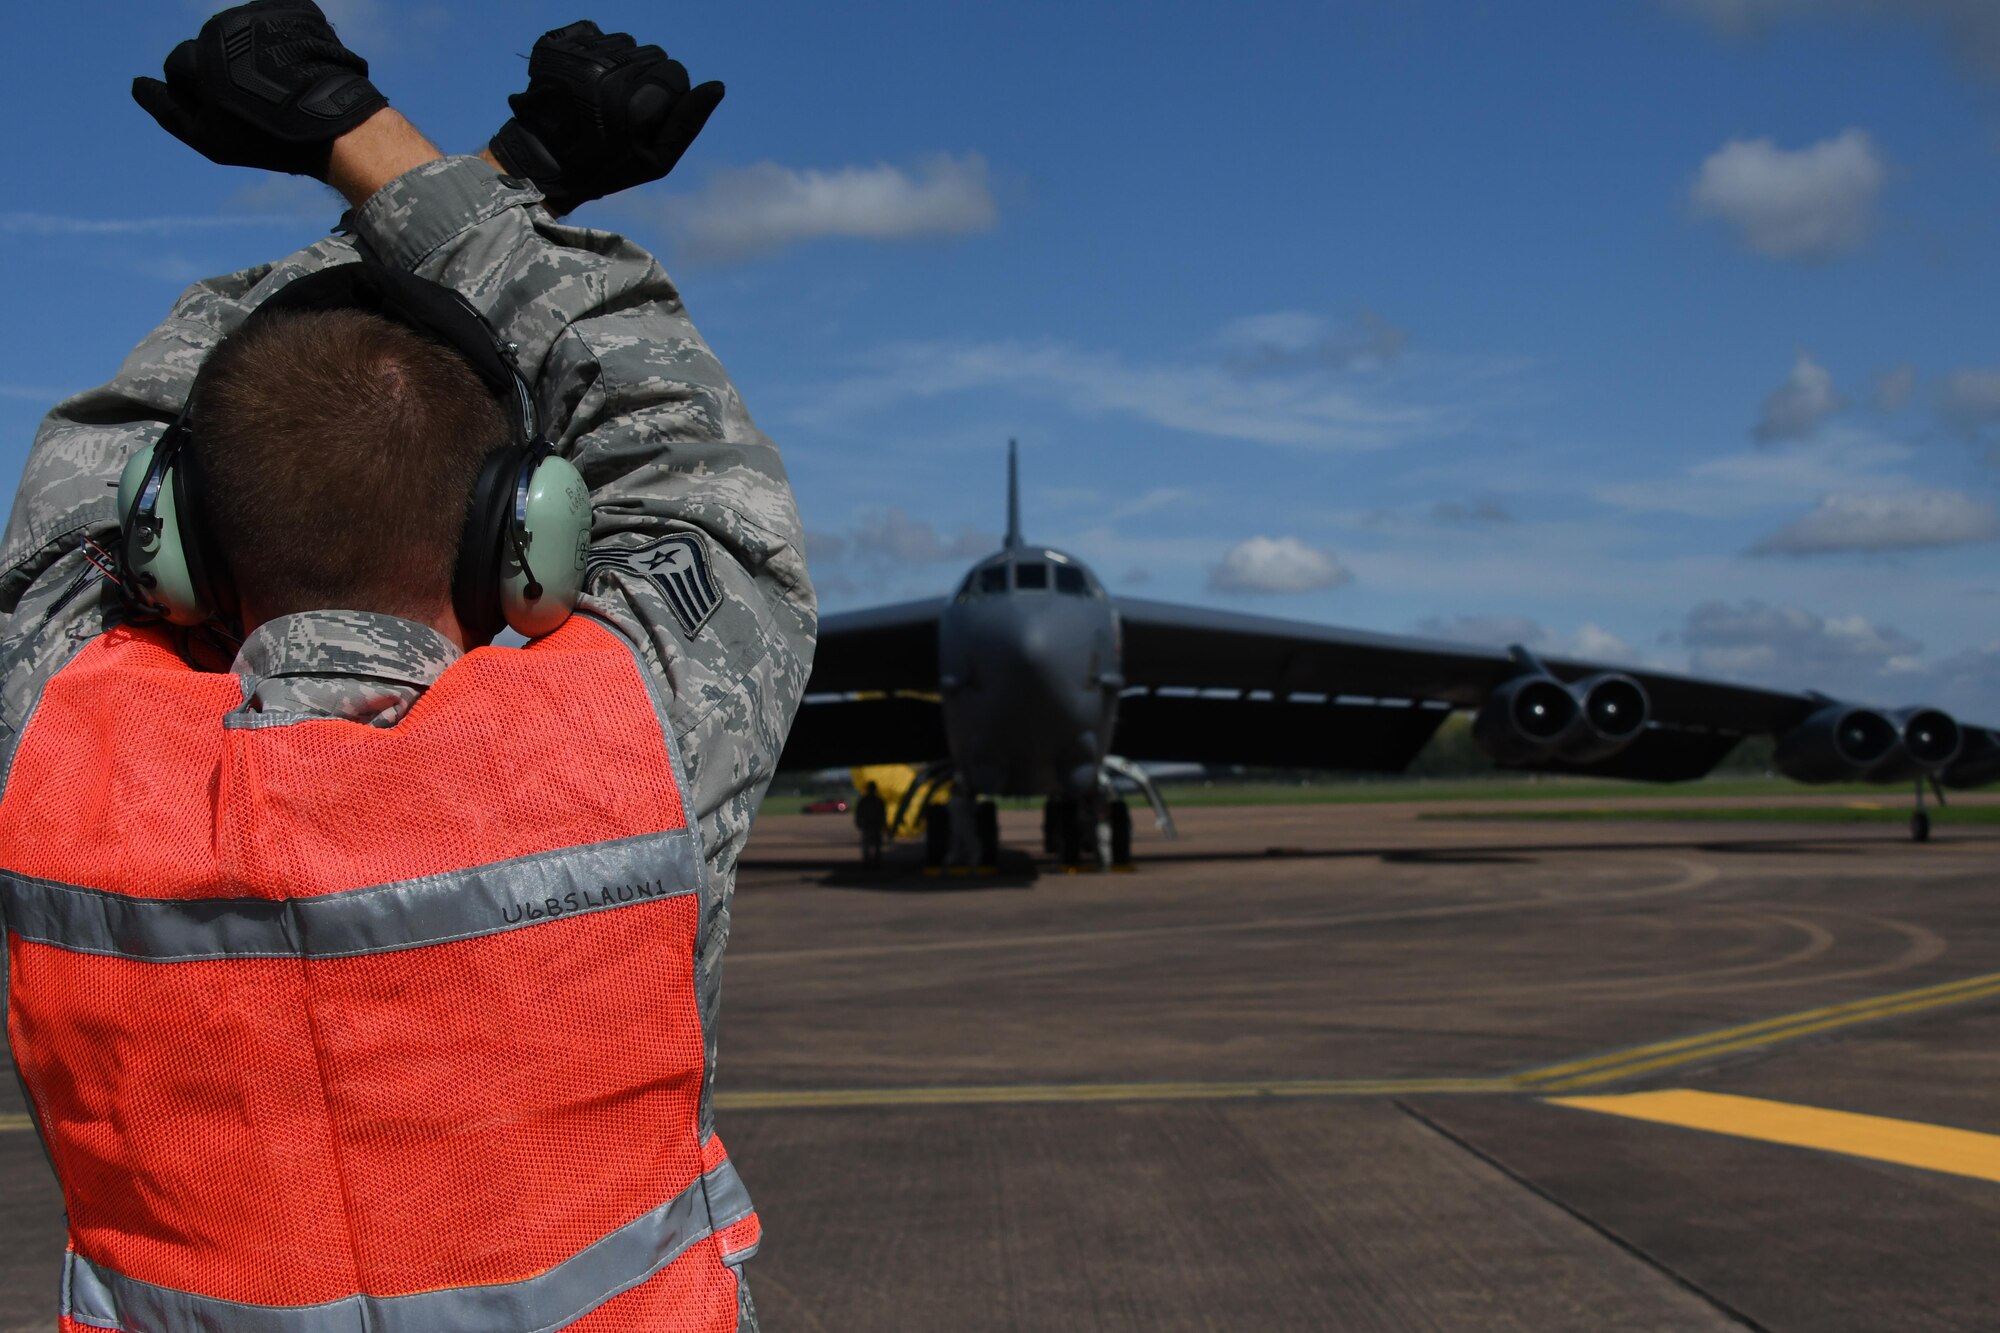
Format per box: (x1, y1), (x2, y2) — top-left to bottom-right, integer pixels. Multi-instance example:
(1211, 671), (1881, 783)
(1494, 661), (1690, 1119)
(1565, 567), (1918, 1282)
(1690, 130), (1885, 261)
(1108, 487), (1192, 521)
(804, 335), (1464, 452)
(655, 154), (998, 262)
(1668, 1), (2000, 82)
(1677, 601), (2000, 715)
(1682, 600), (1925, 692)
(226, 176), (341, 215)
(1942, 368), (2000, 438)
(1921, 642), (2000, 719)
(1594, 429), (1912, 517)
(0, 212), (314, 236)
(1415, 615), (1638, 664)
(846, 508), (994, 565)
(1753, 350), (1844, 441)
(1752, 490), (2000, 554)
(1206, 536), (1351, 594)
(1873, 364), (1917, 412)
(1215, 310), (1407, 373)
(1428, 497), (1514, 525)
(799, 508), (996, 601)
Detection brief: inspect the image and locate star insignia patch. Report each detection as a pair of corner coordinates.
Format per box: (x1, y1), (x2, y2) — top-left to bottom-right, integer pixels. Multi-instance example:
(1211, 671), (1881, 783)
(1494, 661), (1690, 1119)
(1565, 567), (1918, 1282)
(587, 534), (721, 637)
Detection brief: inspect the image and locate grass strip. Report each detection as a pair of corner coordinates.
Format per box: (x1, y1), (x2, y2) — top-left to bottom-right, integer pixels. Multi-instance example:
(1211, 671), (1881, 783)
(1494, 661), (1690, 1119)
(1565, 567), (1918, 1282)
(1421, 805), (2000, 825)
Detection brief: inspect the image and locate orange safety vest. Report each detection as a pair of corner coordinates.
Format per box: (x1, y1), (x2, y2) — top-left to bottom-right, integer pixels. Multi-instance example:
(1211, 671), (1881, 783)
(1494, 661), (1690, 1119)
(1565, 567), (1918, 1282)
(0, 615), (759, 1331)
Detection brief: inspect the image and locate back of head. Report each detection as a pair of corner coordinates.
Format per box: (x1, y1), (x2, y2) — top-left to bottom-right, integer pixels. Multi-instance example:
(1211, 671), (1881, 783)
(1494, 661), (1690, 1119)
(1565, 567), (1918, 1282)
(192, 307), (511, 625)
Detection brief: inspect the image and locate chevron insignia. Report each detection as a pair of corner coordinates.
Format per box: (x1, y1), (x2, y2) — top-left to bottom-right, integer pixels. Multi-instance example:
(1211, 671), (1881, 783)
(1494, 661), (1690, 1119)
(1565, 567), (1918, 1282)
(586, 534), (721, 637)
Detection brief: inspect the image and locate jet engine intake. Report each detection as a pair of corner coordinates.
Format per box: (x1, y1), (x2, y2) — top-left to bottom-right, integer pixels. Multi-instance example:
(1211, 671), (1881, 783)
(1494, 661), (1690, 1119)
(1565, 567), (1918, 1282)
(1557, 673), (1651, 763)
(1773, 704), (1899, 783)
(1472, 674), (1580, 765)
(1864, 707), (1963, 783)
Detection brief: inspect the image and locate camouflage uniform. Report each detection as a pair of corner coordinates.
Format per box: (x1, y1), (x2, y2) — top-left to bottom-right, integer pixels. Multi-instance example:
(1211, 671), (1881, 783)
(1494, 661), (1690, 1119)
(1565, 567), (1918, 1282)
(0, 157), (815, 1331)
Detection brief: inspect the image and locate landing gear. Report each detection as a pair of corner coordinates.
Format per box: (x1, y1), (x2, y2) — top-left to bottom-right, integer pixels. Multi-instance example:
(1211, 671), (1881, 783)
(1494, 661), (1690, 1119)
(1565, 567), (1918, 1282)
(1042, 795), (1100, 870)
(923, 800), (950, 869)
(976, 799), (1000, 869)
(1107, 797), (1133, 869)
(1101, 754), (1179, 840)
(1043, 764), (1170, 871)
(1910, 774), (1944, 843)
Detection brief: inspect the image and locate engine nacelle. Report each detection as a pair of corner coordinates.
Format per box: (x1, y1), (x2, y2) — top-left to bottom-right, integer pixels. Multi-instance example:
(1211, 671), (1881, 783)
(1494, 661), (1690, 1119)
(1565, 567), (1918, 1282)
(1774, 704), (1899, 783)
(1558, 673), (1650, 763)
(1472, 674), (1580, 765)
(1944, 726), (2000, 790)
(1865, 707), (1963, 783)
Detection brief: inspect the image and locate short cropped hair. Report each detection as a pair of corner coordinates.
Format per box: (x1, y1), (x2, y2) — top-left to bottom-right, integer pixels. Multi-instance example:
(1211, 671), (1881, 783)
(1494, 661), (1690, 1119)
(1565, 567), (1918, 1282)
(192, 307), (511, 624)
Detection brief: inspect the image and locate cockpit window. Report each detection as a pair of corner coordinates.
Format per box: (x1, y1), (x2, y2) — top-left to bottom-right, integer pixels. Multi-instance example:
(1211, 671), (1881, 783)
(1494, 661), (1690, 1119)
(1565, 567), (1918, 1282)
(1054, 564), (1087, 595)
(1014, 561), (1049, 590)
(977, 565), (1008, 594)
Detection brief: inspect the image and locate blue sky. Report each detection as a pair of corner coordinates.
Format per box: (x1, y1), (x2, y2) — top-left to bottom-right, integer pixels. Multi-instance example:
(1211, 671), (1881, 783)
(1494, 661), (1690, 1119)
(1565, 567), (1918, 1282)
(5, 0), (2000, 714)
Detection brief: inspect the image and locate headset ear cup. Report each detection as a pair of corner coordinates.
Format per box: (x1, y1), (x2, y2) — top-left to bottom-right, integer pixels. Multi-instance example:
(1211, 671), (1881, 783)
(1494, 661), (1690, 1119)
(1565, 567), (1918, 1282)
(500, 451), (592, 639)
(454, 442), (529, 644)
(116, 437), (209, 627)
(172, 442), (235, 627)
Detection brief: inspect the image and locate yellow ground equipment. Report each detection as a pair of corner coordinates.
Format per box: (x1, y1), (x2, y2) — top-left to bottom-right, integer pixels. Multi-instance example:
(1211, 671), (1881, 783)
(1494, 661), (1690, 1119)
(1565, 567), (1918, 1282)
(849, 764), (950, 839)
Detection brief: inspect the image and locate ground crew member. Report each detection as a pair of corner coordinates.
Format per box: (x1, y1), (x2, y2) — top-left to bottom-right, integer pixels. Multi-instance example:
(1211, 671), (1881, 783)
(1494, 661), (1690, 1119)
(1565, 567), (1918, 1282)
(0, 6), (812, 1331)
(855, 782), (888, 866)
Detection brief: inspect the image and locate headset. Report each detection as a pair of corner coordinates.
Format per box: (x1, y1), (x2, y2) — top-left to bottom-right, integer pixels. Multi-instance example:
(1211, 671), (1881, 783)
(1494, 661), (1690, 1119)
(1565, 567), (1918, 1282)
(116, 263), (593, 642)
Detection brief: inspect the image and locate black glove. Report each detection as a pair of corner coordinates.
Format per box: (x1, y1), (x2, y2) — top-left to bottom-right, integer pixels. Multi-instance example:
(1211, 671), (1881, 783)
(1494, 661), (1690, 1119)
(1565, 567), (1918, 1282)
(489, 20), (724, 216)
(132, 0), (387, 179)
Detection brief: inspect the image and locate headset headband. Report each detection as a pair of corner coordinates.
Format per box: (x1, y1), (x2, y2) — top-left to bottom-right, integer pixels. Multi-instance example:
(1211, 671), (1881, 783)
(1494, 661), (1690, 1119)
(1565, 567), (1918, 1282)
(119, 263), (590, 640)
(222, 263), (539, 444)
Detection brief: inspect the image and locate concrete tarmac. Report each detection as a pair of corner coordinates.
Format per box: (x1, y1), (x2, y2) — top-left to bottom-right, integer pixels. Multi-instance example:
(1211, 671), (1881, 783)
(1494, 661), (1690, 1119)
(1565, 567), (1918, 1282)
(4, 798), (1999, 1329)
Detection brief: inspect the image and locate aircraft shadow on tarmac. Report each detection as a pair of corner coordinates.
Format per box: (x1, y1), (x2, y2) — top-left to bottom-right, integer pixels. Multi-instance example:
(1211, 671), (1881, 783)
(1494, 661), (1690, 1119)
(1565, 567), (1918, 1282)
(741, 828), (2000, 886)
(1119, 835), (1894, 865)
(810, 848), (1043, 892)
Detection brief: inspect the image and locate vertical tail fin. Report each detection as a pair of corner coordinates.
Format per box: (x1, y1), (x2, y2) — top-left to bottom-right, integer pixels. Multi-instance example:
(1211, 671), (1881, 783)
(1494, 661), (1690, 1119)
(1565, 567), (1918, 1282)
(1005, 438), (1022, 549)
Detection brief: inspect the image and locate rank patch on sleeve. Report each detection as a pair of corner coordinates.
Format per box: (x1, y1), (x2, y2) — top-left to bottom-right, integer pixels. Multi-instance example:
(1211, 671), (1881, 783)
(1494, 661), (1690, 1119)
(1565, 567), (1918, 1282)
(587, 534), (722, 637)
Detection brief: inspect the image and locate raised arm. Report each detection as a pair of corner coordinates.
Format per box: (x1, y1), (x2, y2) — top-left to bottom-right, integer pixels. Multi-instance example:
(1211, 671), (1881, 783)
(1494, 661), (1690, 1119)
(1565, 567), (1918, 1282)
(340, 152), (815, 914)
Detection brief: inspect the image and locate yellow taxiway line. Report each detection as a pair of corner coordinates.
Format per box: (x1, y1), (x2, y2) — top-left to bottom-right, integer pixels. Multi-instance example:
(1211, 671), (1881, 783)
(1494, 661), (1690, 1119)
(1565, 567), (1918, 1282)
(1549, 1090), (2000, 1185)
(0, 1115), (31, 1133)
(1513, 969), (2000, 1093)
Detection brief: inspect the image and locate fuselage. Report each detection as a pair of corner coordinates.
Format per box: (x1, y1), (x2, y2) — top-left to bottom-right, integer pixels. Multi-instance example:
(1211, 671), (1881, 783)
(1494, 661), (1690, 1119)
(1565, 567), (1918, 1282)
(936, 546), (1121, 797)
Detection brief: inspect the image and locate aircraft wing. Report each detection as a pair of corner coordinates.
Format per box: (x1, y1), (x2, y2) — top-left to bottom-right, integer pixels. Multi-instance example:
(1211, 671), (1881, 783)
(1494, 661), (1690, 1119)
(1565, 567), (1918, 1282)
(779, 598), (948, 771)
(805, 597), (946, 694)
(1110, 596), (1821, 781)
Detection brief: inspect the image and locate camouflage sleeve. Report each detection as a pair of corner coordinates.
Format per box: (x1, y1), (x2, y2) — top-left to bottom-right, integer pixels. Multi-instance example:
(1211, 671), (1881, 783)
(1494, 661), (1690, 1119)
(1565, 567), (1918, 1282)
(348, 158), (818, 929)
(0, 235), (362, 771)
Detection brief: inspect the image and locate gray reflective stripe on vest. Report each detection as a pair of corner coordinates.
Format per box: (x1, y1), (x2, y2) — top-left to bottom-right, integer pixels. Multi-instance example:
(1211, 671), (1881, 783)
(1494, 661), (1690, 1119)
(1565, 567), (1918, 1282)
(0, 828), (700, 962)
(65, 1157), (755, 1333)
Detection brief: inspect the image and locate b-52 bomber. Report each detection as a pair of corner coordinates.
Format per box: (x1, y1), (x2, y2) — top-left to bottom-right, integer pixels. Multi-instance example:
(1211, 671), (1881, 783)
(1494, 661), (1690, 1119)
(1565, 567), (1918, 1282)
(780, 443), (2000, 862)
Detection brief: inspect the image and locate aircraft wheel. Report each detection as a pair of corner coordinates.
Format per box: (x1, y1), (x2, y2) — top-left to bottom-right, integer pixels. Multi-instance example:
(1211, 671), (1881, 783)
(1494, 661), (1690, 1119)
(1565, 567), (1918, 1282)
(976, 800), (1001, 867)
(1911, 810), (1931, 843)
(1107, 798), (1133, 867)
(924, 803), (951, 867)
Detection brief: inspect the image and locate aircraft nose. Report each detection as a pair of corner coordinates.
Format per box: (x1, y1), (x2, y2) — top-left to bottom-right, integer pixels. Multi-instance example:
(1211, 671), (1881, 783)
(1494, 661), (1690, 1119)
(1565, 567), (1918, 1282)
(998, 606), (1097, 719)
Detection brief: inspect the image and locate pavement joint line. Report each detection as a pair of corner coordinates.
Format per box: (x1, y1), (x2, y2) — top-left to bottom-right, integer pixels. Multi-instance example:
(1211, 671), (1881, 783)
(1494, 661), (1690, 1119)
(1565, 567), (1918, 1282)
(1547, 1090), (2000, 1186)
(714, 1077), (1514, 1111)
(1512, 969), (2000, 1086)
